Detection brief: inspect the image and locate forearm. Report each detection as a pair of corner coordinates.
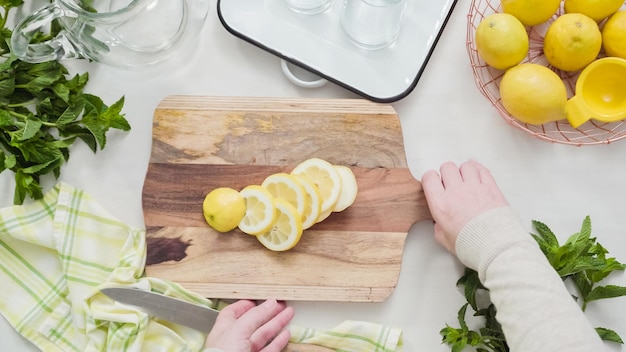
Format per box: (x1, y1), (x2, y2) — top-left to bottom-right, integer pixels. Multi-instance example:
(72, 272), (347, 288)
(456, 207), (605, 351)
(485, 240), (604, 351)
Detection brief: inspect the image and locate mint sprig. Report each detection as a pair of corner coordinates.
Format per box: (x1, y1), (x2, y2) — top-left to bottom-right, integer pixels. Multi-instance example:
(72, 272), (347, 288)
(441, 216), (626, 351)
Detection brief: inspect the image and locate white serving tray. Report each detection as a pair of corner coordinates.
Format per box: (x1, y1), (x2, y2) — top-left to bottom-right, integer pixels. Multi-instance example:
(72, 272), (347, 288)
(217, 0), (457, 102)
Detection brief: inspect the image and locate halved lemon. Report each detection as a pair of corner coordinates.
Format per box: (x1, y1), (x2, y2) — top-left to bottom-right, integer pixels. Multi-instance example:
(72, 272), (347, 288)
(332, 165), (358, 212)
(291, 158), (342, 215)
(238, 185), (278, 236)
(256, 199), (303, 251)
(292, 174), (322, 229)
(261, 173), (307, 218)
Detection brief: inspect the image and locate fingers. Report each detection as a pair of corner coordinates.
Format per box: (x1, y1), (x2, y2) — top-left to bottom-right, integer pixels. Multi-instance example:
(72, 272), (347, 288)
(210, 300), (257, 335)
(471, 159), (497, 185)
(421, 169), (444, 199)
(423, 160), (487, 189)
(439, 161), (462, 187)
(459, 160), (481, 183)
(221, 300), (258, 320)
(252, 306), (294, 351)
(261, 329), (292, 352)
(205, 299), (294, 352)
(237, 299), (293, 349)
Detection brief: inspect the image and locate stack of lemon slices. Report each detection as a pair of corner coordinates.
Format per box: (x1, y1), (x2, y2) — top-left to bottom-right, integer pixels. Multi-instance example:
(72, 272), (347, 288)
(202, 158), (358, 252)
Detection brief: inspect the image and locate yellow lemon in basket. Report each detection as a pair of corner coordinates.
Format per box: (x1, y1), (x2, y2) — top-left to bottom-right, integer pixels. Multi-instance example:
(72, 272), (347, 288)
(602, 11), (626, 60)
(500, 63), (568, 125)
(238, 185), (278, 236)
(564, 0), (624, 22)
(475, 13), (529, 70)
(202, 187), (246, 232)
(502, 0), (561, 26)
(543, 13), (602, 72)
(256, 198), (303, 251)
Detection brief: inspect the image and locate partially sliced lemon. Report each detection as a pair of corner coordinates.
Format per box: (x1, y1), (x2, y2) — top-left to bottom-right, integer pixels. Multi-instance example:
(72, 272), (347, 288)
(291, 158), (342, 215)
(261, 173), (307, 219)
(332, 165), (358, 212)
(292, 174), (322, 229)
(238, 185), (277, 236)
(256, 199), (303, 251)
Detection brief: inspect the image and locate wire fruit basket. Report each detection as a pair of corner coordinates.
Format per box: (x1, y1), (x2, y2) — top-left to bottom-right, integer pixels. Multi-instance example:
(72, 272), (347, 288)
(467, 0), (626, 146)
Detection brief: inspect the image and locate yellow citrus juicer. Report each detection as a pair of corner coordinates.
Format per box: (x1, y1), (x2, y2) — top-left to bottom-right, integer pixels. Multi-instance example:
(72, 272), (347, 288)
(566, 57), (626, 128)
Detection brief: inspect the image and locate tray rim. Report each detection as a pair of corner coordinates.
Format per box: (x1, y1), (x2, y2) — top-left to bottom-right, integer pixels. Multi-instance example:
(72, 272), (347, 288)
(216, 0), (459, 103)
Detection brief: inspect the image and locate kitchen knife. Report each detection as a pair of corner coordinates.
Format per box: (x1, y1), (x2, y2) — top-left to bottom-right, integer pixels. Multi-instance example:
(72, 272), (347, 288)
(100, 287), (334, 352)
(101, 287), (218, 332)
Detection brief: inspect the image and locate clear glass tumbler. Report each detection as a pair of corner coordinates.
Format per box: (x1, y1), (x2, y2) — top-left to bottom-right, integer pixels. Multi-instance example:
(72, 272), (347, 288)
(285, 0), (333, 15)
(341, 0), (407, 50)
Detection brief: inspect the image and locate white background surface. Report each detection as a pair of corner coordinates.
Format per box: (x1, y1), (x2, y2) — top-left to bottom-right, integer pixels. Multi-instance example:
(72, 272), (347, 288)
(2, 0), (626, 351)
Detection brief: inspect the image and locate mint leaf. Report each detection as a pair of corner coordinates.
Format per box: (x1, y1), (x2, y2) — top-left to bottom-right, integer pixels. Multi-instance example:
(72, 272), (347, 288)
(55, 101), (84, 126)
(586, 285), (626, 303)
(557, 256), (606, 277)
(457, 268), (484, 311)
(596, 327), (624, 344)
(590, 258), (626, 283)
(532, 220), (559, 249)
(20, 118), (43, 140)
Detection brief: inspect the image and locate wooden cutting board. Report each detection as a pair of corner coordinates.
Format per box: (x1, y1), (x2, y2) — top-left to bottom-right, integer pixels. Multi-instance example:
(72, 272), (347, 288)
(143, 96), (431, 302)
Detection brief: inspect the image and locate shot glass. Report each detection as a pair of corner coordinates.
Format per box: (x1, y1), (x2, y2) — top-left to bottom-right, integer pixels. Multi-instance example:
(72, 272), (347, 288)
(286, 0), (333, 14)
(341, 0), (407, 50)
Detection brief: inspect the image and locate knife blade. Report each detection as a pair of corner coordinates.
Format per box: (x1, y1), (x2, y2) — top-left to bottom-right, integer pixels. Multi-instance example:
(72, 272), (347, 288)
(101, 287), (218, 333)
(100, 287), (334, 352)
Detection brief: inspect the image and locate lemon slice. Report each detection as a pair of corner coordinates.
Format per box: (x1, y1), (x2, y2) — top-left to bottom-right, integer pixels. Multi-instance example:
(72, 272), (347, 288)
(238, 185), (277, 236)
(291, 158), (342, 215)
(292, 174), (322, 229)
(256, 199), (303, 251)
(261, 173), (307, 218)
(332, 165), (358, 212)
(316, 208), (333, 223)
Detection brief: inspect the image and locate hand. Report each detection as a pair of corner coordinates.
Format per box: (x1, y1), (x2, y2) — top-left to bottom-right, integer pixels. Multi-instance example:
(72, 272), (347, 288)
(205, 299), (295, 352)
(421, 160), (509, 254)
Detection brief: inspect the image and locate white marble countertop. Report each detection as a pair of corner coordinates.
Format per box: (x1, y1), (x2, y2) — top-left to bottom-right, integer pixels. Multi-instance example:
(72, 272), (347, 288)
(2, 0), (625, 350)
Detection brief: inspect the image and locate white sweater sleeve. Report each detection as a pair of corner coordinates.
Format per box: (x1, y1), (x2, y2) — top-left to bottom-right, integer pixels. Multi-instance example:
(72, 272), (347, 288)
(455, 207), (605, 351)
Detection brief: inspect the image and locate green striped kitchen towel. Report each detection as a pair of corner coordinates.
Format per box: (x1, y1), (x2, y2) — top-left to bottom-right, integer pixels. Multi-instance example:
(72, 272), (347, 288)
(0, 182), (403, 352)
(289, 321), (403, 352)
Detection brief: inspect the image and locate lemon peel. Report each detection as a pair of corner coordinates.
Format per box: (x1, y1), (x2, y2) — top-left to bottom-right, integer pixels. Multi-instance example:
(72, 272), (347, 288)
(202, 187), (246, 232)
(256, 199), (303, 251)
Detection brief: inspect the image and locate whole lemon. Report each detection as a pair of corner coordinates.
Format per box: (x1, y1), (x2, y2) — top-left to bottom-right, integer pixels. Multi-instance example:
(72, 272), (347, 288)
(502, 0), (562, 26)
(564, 0), (624, 22)
(602, 10), (626, 59)
(500, 63), (568, 125)
(475, 13), (529, 70)
(543, 13), (602, 71)
(202, 187), (246, 232)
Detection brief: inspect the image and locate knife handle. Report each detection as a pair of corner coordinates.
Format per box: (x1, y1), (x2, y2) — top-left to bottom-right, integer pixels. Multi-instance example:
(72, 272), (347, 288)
(283, 343), (335, 352)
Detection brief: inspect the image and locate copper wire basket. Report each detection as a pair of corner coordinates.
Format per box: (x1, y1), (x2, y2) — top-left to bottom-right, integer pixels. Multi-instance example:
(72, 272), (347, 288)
(467, 0), (626, 146)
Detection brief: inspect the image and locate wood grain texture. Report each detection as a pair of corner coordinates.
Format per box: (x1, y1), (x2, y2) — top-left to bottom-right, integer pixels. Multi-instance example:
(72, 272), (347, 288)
(143, 96), (431, 302)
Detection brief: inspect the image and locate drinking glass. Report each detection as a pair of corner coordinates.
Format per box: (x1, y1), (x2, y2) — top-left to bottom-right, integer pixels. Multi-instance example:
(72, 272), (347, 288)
(341, 0), (407, 50)
(286, 0), (333, 15)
